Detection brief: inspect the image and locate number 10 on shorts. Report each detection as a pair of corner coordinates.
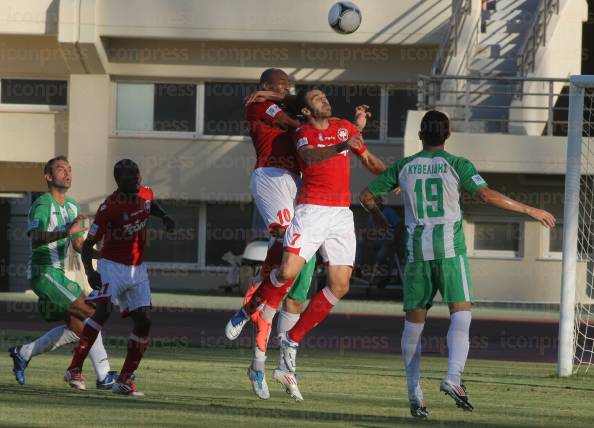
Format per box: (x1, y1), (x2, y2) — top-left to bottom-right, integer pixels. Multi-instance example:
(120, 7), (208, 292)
(277, 208), (291, 225)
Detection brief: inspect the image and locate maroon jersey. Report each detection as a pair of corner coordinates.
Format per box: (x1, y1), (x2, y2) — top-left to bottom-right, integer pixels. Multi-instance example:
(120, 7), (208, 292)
(245, 101), (299, 174)
(294, 119), (360, 207)
(88, 186), (154, 266)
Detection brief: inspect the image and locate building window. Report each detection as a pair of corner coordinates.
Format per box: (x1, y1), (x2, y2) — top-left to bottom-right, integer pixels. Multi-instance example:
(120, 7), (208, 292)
(203, 82), (259, 136)
(388, 88), (417, 138)
(1, 79), (67, 106)
(296, 84), (382, 140)
(115, 82), (197, 133)
(467, 219), (523, 258)
(144, 202), (200, 264)
(205, 203), (254, 266)
(154, 84), (197, 132)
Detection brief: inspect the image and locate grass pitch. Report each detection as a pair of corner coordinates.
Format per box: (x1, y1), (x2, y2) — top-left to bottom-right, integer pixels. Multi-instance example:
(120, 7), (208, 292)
(1, 331), (594, 428)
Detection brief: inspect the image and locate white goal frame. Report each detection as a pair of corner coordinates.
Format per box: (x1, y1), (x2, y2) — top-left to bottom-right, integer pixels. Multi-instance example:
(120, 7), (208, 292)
(559, 75), (594, 377)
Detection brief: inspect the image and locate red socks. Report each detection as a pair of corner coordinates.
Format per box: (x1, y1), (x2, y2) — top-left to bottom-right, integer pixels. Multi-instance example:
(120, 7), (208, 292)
(118, 329), (149, 383)
(288, 287), (339, 344)
(68, 318), (103, 371)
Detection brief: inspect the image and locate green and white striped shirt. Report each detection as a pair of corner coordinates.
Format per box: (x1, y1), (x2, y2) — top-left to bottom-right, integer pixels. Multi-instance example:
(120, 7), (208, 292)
(368, 150), (488, 262)
(27, 193), (84, 273)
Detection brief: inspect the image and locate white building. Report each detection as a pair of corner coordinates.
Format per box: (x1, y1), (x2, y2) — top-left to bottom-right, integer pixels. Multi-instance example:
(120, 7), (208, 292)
(0, 0), (590, 303)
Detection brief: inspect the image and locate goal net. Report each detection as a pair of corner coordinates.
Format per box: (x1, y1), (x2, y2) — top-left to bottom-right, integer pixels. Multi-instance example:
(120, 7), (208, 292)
(559, 75), (594, 376)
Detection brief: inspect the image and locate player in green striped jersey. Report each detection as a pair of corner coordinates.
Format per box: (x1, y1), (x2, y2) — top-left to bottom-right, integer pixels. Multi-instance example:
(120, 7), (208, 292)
(8, 156), (117, 389)
(360, 111), (556, 418)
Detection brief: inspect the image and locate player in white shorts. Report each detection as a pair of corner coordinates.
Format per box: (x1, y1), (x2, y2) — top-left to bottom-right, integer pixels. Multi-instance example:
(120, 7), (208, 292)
(64, 159), (175, 397)
(245, 87), (386, 400)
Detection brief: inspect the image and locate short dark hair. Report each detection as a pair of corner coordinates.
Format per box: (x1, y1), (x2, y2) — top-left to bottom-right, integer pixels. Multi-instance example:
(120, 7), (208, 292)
(419, 110), (450, 146)
(295, 88), (314, 113)
(44, 156), (68, 177)
(113, 158), (139, 180)
(259, 68), (285, 85)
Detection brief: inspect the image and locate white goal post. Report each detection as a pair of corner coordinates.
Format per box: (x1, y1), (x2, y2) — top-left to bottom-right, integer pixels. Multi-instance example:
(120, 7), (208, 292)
(559, 75), (594, 377)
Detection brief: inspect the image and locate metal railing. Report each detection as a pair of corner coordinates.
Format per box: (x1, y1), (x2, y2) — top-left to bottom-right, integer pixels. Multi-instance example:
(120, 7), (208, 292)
(418, 74), (570, 135)
(432, 0), (473, 75)
(517, 0), (561, 76)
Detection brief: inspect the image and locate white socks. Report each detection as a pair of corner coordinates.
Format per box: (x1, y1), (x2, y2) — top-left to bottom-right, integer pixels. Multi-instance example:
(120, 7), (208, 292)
(19, 326), (110, 381)
(277, 310), (300, 335)
(446, 310), (472, 386)
(277, 310), (300, 371)
(19, 326), (79, 361)
(88, 332), (111, 381)
(401, 320), (425, 403)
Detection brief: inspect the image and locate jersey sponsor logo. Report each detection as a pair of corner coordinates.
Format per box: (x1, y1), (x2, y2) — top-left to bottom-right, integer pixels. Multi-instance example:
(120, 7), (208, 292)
(265, 104), (281, 118)
(296, 137), (309, 149)
(337, 128), (349, 142)
(471, 174), (486, 185)
(89, 223), (99, 237)
(123, 219), (148, 235)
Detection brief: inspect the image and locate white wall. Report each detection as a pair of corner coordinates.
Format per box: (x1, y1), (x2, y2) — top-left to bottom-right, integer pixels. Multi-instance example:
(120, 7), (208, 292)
(95, 0), (450, 45)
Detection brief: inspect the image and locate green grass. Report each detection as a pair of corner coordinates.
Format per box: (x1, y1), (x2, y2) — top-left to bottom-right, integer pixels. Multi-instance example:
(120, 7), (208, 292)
(1, 332), (594, 428)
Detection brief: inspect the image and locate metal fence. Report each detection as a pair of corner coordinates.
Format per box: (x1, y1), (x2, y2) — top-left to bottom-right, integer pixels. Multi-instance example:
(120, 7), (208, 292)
(418, 74), (570, 135)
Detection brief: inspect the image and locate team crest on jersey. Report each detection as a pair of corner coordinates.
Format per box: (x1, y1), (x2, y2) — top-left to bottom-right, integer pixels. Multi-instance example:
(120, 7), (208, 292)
(337, 128), (349, 142)
(318, 133), (324, 142)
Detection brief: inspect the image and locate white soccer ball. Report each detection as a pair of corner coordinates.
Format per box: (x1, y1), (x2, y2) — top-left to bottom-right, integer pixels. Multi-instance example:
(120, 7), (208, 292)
(328, 2), (362, 34)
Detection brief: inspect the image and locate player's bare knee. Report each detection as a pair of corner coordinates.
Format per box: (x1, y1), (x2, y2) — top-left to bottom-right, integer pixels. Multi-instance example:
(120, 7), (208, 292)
(285, 298), (303, 314)
(449, 301), (472, 314)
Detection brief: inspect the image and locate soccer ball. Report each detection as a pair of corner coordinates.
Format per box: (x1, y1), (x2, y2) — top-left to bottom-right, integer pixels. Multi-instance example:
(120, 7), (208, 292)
(328, 2), (362, 34)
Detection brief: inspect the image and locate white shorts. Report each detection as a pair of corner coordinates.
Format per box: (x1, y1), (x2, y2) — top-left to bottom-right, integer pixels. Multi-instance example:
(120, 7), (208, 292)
(250, 167), (300, 231)
(87, 259), (151, 314)
(284, 204), (356, 266)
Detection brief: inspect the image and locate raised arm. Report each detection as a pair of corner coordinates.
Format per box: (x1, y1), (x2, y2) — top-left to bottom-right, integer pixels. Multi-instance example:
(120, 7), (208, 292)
(298, 141), (349, 166)
(476, 188), (556, 228)
(353, 105), (371, 132)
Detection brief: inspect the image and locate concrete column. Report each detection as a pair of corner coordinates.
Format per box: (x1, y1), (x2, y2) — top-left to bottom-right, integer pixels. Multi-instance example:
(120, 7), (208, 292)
(67, 74), (111, 214)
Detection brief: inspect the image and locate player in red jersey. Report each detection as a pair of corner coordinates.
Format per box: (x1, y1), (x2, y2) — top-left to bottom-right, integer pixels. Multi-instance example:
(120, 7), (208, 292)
(238, 87), (386, 400)
(64, 159), (175, 396)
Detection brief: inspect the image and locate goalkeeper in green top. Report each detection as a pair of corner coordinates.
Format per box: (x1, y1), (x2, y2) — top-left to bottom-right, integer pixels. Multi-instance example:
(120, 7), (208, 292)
(359, 110), (556, 418)
(8, 156), (117, 389)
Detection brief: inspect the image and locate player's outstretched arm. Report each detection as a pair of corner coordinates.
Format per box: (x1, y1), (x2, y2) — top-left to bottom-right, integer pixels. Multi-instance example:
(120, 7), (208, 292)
(81, 238), (102, 290)
(150, 200), (175, 232)
(298, 141), (349, 166)
(346, 135), (385, 175)
(359, 188), (390, 230)
(476, 188), (556, 228)
(354, 105), (371, 131)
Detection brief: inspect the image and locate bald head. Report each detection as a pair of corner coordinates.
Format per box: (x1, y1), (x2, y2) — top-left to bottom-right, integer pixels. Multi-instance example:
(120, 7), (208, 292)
(259, 68), (290, 96)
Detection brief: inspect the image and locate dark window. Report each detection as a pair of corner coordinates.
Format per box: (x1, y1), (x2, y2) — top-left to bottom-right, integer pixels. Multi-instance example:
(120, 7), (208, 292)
(1, 79), (67, 106)
(154, 84), (196, 132)
(388, 89), (417, 138)
(474, 222), (520, 252)
(296, 84), (381, 140)
(203, 82), (259, 136)
(145, 202), (199, 263)
(206, 203), (253, 265)
(549, 223), (563, 253)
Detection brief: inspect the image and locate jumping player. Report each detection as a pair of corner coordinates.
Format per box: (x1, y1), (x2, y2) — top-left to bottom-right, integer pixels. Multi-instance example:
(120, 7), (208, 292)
(9, 156), (117, 389)
(64, 159), (175, 396)
(238, 87), (385, 401)
(359, 110), (556, 418)
(225, 69), (373, 400)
